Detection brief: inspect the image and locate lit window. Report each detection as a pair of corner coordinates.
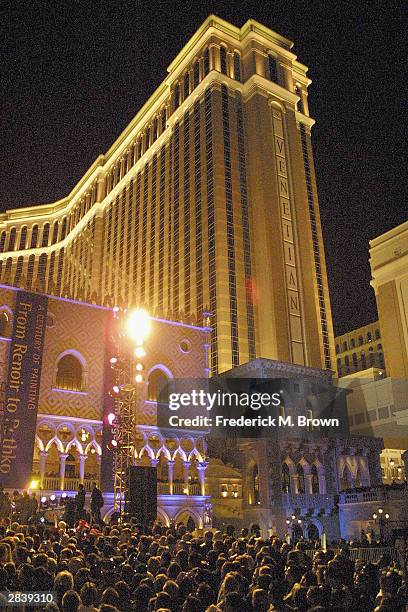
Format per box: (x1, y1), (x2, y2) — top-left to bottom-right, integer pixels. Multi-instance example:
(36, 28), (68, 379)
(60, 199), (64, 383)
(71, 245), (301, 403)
(252, 464), (260, 504)
(233, 52), (241, 82)
(174, 83), (180, 110)
(147, 369), (169, 402)
(268, 54), (278, 82)
(296, 464), (305, 494)
(56, 354), (83, 391)
(52, 221), (59, 244)
(220, 46), (227, 75)
(19, 226), (28, 250)
(41, 223), (50, 247)
(61, 218), (68, 240)
(30, 225), (39, 249)
(0, 232), (6, 253)
(193, 60), (200, 88)
(183, 72), (190, 99)
(203, 48), (210, 76)
(282, 463), (290, 494)
(8, 227), (17, 251)
(311, 465), (319, 494)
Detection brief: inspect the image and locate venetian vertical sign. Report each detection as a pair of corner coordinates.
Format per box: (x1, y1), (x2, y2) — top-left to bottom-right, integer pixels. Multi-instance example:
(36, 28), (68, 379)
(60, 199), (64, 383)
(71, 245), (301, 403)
(272, 107), (305, 365)
(0, 291), (48, 488)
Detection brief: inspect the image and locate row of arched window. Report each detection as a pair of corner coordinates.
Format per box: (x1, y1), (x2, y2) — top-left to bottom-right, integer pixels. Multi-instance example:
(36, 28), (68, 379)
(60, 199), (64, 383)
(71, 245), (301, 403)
(0, 250), (64, 296)
(281, 463), (321, 495)
(0, 183), (97, 255)
(335, 328), (381, 353)
(337, 345), (385, 375)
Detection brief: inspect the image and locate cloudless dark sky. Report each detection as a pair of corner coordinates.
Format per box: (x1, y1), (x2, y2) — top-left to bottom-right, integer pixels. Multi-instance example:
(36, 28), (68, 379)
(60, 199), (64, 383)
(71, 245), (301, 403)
(1, 0), (406, 335)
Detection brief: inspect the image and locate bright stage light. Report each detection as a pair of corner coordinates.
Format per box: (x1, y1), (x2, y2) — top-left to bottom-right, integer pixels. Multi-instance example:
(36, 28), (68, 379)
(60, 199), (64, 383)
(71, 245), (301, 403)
(111, 439), (118, 447)
(29, 479), (39, 490)
(41, 496), (47, 504)
(135, 347), (146, 358)
(107, 412), (116, 426)
(126, 309), (151, 344)
(112, 385), (120, 394)
(110, 357), (118, 364)
(50, 494), (56, 502)
(136, 363), (143, 371)
(135, 373), (144, 384)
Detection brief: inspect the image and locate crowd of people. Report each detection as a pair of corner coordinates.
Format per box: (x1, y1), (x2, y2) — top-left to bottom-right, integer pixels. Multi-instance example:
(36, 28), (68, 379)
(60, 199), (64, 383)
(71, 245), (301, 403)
(0, 484), (105, 527)
(0, 509), (406, 612)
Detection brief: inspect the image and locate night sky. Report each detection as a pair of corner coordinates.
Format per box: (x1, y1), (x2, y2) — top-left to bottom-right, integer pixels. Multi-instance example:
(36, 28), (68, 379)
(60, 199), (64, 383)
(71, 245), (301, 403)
(1, 0), (406, 335)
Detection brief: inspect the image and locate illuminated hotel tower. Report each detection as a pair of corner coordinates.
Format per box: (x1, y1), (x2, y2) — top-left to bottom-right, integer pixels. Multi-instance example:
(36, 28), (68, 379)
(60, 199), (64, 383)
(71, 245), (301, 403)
(0, 16), (335, 374)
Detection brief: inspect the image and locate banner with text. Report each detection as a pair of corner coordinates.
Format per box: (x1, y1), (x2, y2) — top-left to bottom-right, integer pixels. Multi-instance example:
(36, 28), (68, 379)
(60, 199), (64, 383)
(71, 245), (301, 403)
(0, 291), (48, 488)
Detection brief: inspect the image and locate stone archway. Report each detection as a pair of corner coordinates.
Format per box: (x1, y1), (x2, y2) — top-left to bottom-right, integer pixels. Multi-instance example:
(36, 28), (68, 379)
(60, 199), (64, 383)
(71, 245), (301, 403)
(307, 523), (320, 541)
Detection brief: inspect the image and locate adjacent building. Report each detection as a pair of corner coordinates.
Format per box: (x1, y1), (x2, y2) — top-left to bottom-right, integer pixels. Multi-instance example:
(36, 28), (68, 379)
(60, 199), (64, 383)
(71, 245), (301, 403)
(370, 220), (408, 380)
(335, 321), (385, 378)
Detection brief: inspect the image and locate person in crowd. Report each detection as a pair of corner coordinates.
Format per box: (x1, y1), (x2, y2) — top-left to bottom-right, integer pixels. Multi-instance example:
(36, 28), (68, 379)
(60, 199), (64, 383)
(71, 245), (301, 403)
(0, 486), (11, 524)
(75, 484), (86, 520)
(0, 509), (405, 612)
(90, 482), (104, 525)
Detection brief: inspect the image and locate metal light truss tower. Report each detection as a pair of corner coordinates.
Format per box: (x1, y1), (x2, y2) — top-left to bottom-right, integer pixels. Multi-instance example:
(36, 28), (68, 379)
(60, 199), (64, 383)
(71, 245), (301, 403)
(112, 373), (136, 513)
(109, 307), (151, 514)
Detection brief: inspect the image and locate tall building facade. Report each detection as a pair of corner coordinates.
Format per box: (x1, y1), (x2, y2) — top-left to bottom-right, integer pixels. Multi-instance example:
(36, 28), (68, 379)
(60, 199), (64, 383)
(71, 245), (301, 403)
(0, 16), (335, 374)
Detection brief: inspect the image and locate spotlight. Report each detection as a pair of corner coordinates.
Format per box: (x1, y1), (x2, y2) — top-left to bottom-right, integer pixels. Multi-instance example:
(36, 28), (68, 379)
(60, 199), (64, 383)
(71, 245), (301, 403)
(29, 479), (39, 490)
(385, 513), (390, 519)
(61, 493), (67, 499)
(107, 412), (116, 426)
(291, 514), (296, 520)
(41, 496), (47, 504)
(50, 494), (56, 502)
(286, 519), (290, 525)
(112, 385), (120, 394)
(110, 357), (118, 364)
(113, 306), (119, 312)
(135, 347), (146, 359)
(135, 374), (143, 384)
(111, 439), (118, 447)
(136, 363), (143, 372)
(126, 309), (151, 343)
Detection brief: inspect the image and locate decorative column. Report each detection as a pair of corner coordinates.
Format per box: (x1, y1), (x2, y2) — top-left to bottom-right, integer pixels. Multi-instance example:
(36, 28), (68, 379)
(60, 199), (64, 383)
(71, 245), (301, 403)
(96, 454), (102, 488)
(196, 462), (208, 496)
(39, 451), (48, 488)
(305, 472), (313, 495)
(167, 460), (175, 495)
(59, 453), (69, 491)
(213, 45), (221, 72)
(79, 454), (87, 485)
(182, 461), (191, 495)
(291, 473), (299, 494)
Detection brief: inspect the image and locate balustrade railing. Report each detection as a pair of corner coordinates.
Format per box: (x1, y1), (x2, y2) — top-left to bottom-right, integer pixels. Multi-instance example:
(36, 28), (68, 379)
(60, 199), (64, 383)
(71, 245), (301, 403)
(282, 493), (335, 510)
(42, 478), (202, 496)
